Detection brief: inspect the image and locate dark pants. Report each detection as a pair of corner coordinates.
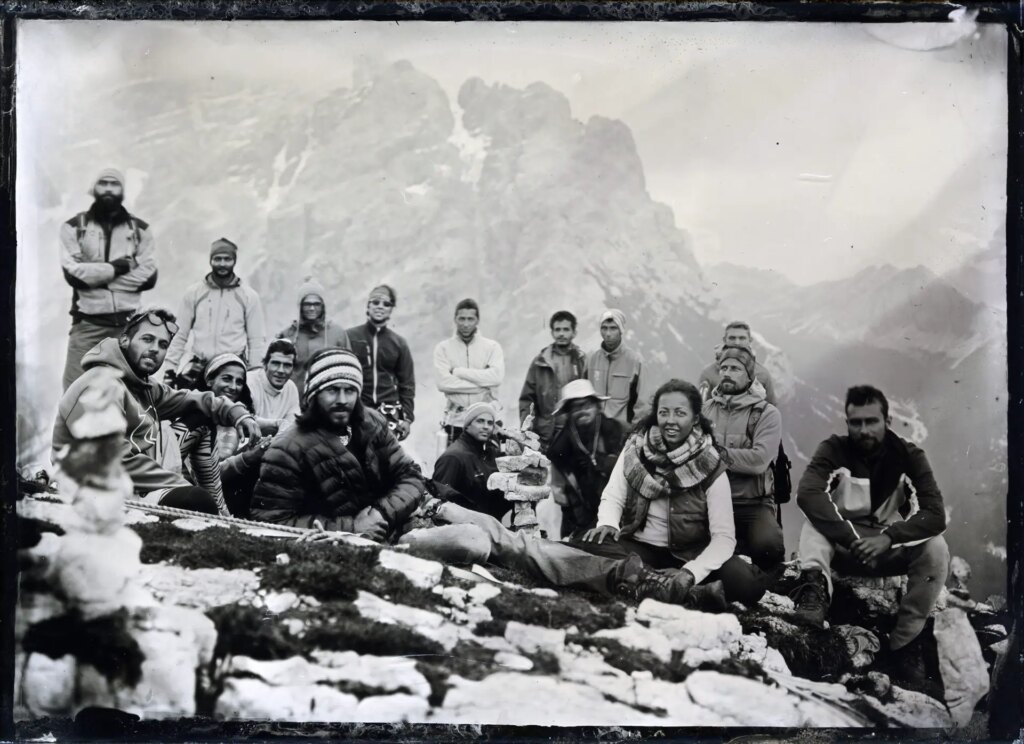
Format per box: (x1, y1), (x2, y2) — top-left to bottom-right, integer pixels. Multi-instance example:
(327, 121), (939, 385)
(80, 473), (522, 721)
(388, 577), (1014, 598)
(62, 320), (125, 391)
(733, 501), (785, 570)
(567, 533), (767, 606)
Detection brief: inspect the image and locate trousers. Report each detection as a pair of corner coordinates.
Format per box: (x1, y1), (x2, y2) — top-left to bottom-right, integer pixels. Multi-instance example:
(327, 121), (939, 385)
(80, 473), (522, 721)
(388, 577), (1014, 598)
(62, 320), (125, 391)
(798, 521), (950, 649)
(733, 501), (785, 569)
(400, 502), (767, 605)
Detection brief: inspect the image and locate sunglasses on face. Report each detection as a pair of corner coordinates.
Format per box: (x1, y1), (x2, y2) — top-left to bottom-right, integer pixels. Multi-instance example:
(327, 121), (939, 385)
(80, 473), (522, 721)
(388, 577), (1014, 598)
(125, 311), (179, 337)
(369, 300), (393, 307)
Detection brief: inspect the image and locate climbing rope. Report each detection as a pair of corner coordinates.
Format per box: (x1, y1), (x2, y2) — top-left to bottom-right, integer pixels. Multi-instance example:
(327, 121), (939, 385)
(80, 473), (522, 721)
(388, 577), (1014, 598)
(21, 491), (339, 539)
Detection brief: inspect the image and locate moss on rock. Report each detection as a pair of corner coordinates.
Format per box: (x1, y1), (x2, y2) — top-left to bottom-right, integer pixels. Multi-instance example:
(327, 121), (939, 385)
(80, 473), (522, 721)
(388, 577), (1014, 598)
(484, 588), (626, 634)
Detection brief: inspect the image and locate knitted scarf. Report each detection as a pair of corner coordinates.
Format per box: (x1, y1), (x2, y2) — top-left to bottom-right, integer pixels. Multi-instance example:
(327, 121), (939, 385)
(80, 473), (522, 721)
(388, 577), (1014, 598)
(622, 425), (722, 501)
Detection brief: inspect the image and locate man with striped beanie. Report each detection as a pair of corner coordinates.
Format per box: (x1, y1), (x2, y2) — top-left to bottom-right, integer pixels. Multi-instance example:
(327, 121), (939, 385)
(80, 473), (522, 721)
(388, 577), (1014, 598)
(250, 348), (425, 541)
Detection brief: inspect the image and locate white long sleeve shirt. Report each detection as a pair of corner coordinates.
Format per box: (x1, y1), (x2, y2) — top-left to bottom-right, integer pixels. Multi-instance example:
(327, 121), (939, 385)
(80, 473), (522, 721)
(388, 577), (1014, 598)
(433, 333), (505, 426)
(597, 455), (737, 583)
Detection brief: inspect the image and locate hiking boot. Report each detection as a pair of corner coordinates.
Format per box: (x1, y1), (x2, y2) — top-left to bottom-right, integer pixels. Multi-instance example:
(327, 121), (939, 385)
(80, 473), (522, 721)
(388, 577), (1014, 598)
(683, 580), (728, 613)
(790, 569), (830, 628)
(612, 555), (692, 605)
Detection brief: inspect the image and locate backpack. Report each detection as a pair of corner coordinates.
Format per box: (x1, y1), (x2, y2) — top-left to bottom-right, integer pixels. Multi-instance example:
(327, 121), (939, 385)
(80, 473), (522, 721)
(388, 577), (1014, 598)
(745, 401), (792, 504)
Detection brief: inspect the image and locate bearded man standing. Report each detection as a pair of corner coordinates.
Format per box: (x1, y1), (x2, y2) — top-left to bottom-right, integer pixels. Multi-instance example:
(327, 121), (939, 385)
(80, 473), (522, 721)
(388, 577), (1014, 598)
(60, 167), (158, 390)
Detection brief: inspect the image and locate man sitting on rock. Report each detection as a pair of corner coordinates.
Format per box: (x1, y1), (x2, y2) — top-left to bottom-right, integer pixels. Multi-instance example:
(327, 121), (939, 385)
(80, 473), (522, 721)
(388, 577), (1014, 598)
(791, 385), (949, 656)
(547, 379), (626, 538)
(250, 348), (424, 540)
(53, 307), (261, 515)
(431, 402), (508, 522)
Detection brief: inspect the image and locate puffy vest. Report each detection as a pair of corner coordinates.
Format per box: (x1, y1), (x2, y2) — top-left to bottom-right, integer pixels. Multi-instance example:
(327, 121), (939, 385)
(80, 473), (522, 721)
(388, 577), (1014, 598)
(618, 461), (727, 560)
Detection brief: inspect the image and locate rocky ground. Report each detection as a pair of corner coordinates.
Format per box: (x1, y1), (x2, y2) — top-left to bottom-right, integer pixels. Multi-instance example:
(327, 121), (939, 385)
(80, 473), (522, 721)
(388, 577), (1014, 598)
(14, 496), (1011, 735)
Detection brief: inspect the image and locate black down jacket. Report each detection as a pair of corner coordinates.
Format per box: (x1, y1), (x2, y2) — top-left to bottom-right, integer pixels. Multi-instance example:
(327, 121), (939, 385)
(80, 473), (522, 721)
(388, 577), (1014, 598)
(251, 404), (424, 535)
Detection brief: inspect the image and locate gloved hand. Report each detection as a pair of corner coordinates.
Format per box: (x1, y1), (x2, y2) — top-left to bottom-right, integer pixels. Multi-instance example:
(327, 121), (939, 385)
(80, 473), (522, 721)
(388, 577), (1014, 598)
(110, 257), (133, 276)
(395, 420), (411, 441)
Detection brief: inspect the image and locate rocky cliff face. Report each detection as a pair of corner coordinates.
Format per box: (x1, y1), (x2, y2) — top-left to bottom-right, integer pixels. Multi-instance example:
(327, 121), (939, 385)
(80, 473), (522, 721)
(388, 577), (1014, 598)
(17, 58), (1006, 596)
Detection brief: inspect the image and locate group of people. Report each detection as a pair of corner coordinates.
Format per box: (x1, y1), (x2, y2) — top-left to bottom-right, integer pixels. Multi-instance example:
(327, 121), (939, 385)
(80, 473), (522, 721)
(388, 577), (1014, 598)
(50, 167), (952, 671)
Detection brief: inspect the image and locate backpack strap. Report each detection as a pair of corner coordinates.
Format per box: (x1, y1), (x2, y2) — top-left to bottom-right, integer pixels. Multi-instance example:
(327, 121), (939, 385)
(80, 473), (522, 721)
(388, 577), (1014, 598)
(76, 212), (87, 243)
(126, 215), (141, 249)
(745, 400), (767, 449)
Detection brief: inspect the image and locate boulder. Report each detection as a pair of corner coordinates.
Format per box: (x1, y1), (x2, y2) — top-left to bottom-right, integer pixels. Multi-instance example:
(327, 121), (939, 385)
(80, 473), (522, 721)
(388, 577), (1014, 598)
(311, 650), (432, 697)
(433, 672), (664, 725)
(73, 605), (217, 719)
(261, 591), (300, 615)
(735, 633), (791, 675)
(377, 549), (444, 589)
(139, 564), (260, 611)
(494, 651), (534, 671)
(504, 620), (566, 655)
(353, 591), (465, 650)
(877, 685), (954, 728)
(356, 693), (430, 723)
(636, 599), (742, 653)
(504, 484), (551, 502)
(20, 653), (75, 717)
(215, 677), (358, 721)
(933, 608), (989, 726)
(684, 670), (805, 726)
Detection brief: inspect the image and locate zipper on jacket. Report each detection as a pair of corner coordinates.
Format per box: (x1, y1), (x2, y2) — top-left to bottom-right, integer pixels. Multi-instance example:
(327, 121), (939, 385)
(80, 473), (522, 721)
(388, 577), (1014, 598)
(371, 329), (379, 404)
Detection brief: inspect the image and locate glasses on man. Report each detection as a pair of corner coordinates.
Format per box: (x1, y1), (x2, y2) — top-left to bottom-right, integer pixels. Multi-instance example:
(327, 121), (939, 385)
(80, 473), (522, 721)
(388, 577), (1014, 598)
(125, 311), (179, 338)
(369, 300), (393, 308)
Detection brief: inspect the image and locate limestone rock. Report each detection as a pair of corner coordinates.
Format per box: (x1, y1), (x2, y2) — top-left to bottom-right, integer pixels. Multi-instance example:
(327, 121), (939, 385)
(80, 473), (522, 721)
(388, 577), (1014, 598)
(215, 677), (358, 721)
(756, 672), (874, 726)
(354, 591), (464, 650)
(434, 672), (664, 725)
(633, 678), (730, 724)
(377, 549), (444, 589)
(636, 599), (742, 653)
(504, 620), (566, 655)
(441, 586), (468, 608)
(356, 693), (430, 723)
(311, 650), (432, 697)
(494, 652), (534, 671)
(878, 685), (954, 728)
(72, 605), (216, 719)
(487, 472), (519, 491)
(467, 583), (502, 605)
(735, 633), (791, 675)
(934, 608), (989, 726)
(51, 529), (143, 619)
(684, 670), (805, 726)
(261, 591), (300, 615)
(171, 517), (219, 532)
(593, 625), (673, 663)
(140, 564), (260, 611)
(21, 653), (75, 717)
(758, 591), (796, 616)
(834, 625), (881, 668)
(504, 484), (551, 502)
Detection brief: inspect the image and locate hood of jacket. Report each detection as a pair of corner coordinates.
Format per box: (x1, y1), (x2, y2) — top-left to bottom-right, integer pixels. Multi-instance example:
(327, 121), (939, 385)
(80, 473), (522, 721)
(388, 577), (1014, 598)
(536, 343), (586, 369)
(296, 278), (328, 331)
(81, 337), (150, 392)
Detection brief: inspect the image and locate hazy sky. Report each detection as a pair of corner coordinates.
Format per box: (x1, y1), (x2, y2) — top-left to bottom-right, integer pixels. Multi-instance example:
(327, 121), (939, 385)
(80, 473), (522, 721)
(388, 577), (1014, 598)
(18, 20), (1008, 284)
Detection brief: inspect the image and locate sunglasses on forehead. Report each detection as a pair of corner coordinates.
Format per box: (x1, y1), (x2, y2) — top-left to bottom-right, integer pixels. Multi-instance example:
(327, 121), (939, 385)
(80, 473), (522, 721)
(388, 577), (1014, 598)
(124, 311), (179, 338)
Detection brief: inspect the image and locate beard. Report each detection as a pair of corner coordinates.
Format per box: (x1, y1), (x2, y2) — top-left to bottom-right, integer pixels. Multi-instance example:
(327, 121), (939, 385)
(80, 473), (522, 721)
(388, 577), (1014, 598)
(92, 192), (124, 215)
